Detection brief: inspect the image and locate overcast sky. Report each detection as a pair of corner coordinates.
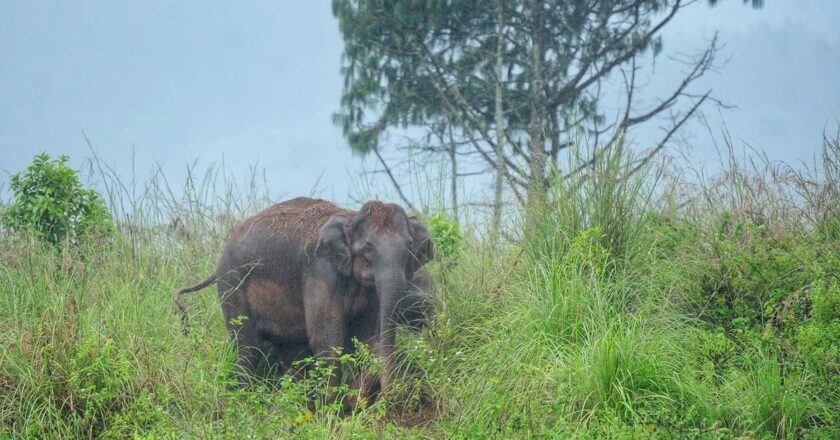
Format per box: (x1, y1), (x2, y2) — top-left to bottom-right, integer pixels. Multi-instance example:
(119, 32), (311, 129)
(1, 1), (838, 206)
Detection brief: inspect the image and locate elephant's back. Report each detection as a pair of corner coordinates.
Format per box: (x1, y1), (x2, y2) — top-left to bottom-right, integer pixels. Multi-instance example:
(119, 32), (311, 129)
(216, 198), (355, 279)
(237, 197), (354, 244)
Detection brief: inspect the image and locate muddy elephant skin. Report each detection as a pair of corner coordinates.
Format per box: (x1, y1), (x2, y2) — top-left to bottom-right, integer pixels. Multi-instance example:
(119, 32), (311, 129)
(174, 197), (435, 398)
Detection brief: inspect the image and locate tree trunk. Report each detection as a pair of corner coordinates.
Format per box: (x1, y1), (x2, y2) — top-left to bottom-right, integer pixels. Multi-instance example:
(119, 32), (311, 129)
(527, 2), (547, 211)
(492, 0), (506, 238)
(448, 124), (458, 219)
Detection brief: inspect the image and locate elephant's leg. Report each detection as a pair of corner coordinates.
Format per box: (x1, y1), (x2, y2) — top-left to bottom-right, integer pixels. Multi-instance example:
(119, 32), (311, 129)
(232, 321), (262, 377)
(346, 303), (382, 407)
(302, 266), (349, 405)
(272, 341), (312, 377)
(397, 269), (436, 330)
(348, 369), (381, 408)
(219, 285), (261, 378)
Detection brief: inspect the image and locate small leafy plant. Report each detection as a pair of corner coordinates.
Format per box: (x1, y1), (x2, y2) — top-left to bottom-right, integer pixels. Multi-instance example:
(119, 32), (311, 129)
(2, 153), (113, 244)
(427, 212), (462, 260)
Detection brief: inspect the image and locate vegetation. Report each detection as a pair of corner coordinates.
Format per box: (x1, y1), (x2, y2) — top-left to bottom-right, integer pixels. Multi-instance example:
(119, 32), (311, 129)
(1, 153), (113, 245)
(332, 0), (738, 229)
(1, 135), (838, 438)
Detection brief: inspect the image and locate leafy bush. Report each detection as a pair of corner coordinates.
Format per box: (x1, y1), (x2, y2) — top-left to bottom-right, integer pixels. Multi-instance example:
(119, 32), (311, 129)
(795, 281), (840, 437)
(2, 153), (112, 244)
(699, 216), (821, 337)
(427, 212), (462, 259)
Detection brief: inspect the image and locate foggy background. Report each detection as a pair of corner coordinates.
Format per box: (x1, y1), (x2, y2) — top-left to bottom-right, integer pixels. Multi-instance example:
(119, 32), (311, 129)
(2, 1), (838, 206)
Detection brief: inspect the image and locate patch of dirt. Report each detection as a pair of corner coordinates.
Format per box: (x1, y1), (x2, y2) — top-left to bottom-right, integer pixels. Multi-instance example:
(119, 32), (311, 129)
(358, 201), (408, 233)
(232, 197), (356, 244)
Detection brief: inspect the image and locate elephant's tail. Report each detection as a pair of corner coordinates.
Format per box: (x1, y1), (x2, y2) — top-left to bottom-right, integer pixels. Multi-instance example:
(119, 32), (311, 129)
(174, 275), (217, 335)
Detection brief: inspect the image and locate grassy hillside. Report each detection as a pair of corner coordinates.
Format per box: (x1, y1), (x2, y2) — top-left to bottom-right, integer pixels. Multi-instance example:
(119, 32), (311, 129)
(1, 140), (838, 439)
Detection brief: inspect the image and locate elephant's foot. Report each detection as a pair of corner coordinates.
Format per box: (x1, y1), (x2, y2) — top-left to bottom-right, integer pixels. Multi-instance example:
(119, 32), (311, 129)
(345, 370), (381, 411)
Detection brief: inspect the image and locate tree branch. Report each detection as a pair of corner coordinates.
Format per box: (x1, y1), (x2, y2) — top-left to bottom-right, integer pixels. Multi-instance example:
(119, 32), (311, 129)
(372, 146), (418, 212)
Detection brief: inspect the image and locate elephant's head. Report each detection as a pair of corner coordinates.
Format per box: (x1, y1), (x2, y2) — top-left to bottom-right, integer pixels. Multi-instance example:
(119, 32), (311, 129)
(315, 201), (434, 392)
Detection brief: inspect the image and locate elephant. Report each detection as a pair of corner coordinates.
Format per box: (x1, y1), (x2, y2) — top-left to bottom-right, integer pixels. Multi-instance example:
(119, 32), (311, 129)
(395, 268), (436, 331)
(173, 197), (435, 401)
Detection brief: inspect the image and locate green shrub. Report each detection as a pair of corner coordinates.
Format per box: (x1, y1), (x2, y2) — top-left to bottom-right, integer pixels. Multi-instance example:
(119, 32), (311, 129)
(795, 281), (840, 437)
(427, 212), (462, 259)
(700, 216), (820, 337)
(809, 280), (840, 324)
(2, 153), (112, 244)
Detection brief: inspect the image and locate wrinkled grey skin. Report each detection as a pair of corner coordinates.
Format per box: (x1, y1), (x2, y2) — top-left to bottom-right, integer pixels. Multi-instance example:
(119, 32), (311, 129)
(174, 197), (435, 402)
(396, 268), (436, 331)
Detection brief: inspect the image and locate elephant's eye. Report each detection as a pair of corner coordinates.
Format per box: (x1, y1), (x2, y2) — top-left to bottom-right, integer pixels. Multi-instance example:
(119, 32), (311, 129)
(361, 242), (375, 261)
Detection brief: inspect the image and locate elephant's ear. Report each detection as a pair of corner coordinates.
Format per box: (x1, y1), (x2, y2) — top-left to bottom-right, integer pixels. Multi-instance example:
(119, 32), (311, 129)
(315, 214), (352, 276)
(408, 216), (435, 271)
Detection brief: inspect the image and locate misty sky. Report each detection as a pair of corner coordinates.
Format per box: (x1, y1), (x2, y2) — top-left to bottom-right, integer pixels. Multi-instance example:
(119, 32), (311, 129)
(1, 1), (839, 206)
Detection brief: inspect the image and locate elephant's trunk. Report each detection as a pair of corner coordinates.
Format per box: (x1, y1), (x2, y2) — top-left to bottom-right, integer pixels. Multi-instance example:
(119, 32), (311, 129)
(374, 257), (407, 396)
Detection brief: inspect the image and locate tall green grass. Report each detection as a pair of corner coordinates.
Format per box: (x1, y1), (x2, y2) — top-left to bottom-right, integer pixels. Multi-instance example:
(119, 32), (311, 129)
(2, 135), (838, 438)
